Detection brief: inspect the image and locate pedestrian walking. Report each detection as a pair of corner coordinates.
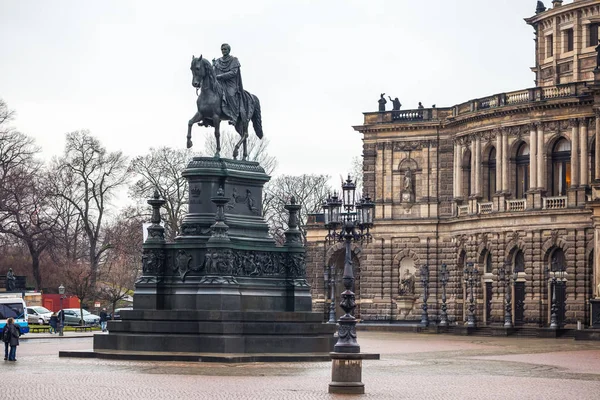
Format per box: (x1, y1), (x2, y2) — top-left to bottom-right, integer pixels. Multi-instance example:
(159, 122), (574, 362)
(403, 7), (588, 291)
(2, 323), (9, 360)
(49, 312), (58, 334)
(5, 317), (20, 361)
(99, 308), (109, 332)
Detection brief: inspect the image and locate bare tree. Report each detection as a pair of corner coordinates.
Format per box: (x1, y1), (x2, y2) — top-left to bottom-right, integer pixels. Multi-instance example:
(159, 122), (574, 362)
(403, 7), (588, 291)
(263, 174), (331, 245)
(0, 100), (56, 289)
(203, 129), (278, 175)
(48, 130), (130, 287)
(128, 147), (195, 240)
(98, 208), (143, 313)
(62, 260), (97, 326)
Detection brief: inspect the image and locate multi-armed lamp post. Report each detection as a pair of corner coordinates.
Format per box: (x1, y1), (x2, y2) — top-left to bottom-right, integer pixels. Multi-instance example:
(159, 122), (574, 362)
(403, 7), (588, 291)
(497, 263), (514, 328)
(322, 175), (374, 353)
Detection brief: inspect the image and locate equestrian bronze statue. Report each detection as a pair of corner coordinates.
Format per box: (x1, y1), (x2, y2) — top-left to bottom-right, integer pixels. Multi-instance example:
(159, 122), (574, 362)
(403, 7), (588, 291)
(187, 44), (263, 160)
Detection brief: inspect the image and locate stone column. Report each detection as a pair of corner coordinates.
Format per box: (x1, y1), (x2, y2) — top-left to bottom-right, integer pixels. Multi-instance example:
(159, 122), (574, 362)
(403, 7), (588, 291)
(537, 123), (545, 190)
(475, 136), (481, 196)
(530, 123), (538, 189)
(471, 138), (476, 196)
(496, 130), (503, 191)
(502, 129), (509, 193)
(570, 119), (580, 188)
(580, 118), (589, 187)
(592, 208), (600, 299)
(454, 141), (460, 198)
(596, 111), (600, 181)
(457, 143), (463, 198)
(526, 123), (538, 210)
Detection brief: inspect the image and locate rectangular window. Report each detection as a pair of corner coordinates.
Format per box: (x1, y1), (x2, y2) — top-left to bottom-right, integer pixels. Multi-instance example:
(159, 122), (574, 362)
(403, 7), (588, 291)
(565, 29), (574, 52)
(547, 35), (554, 57)
(590, 23), (599, 47)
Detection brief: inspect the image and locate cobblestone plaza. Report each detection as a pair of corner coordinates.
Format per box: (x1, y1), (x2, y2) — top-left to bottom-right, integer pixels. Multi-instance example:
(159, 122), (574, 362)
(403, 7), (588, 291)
(5, 332), (600, 399)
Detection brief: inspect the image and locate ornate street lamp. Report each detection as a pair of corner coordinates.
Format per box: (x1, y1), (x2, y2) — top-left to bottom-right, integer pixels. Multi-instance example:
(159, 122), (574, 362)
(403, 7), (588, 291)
(464, 262), (478, 328)
(58, 284), (65, 337)
(323, 175), (374, 353)
(324, 265), (336, 323)
(498, 263), (513, 328)
(439, 264), (449, 327)
(547, 268), (566, 329)
(420, 264), (429, 327)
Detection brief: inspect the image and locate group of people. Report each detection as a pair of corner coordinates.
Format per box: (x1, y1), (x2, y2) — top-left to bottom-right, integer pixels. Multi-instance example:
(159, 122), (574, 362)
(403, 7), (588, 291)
(2, 318), (20, 362)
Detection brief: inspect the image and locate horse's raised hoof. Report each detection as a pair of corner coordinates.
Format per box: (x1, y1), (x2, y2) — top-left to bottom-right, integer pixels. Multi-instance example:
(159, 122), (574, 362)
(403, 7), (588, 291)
(232, 150), (239, 160)
(186, 139), (193, 149)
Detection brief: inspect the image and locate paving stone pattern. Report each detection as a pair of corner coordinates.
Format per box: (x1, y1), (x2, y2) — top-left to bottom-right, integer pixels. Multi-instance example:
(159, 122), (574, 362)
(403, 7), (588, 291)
(4, 332), (600, 399)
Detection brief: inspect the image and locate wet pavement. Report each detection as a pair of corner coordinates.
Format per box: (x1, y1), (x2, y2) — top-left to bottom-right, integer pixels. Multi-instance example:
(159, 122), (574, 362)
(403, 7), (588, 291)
(3, 331), (600, 399)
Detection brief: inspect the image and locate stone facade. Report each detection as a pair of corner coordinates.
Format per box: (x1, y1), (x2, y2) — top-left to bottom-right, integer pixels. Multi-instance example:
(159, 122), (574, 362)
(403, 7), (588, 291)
(306, 0), (600, 329)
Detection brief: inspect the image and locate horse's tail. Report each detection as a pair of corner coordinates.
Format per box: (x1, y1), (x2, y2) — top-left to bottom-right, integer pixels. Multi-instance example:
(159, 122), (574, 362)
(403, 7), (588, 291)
(251, 95), (263, 139)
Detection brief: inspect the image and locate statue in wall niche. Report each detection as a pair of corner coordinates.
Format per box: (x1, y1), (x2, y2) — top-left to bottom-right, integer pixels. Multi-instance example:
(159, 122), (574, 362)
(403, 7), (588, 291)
(402, 168), (414, 204)
(399, 269), (415, 296)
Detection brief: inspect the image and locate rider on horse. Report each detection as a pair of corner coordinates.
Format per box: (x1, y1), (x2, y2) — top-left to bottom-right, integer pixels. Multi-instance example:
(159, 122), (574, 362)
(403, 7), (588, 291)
(213, 43), (247, 132)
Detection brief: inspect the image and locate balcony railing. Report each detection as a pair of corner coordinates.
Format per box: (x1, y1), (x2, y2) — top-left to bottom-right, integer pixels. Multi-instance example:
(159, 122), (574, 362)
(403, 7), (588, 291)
(457, 205), (470, 217)
(506, 199), (526, 212)
(543, 196), (568, 210)
(363, 82), (586, 125)
(477, 202), (493, 214)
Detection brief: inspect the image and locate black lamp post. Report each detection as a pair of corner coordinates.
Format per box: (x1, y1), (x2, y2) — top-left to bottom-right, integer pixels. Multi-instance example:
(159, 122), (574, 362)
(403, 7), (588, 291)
(547, 268), (566, 329)
(325, 266), (336, 323)
(420, 264), (429, 327)
(323, 175), (374, 353)
(464, 262), (478, 328)
(58, 284), (65, 337)
(439, 263), (449, 327)
(498, 264), (513, 328)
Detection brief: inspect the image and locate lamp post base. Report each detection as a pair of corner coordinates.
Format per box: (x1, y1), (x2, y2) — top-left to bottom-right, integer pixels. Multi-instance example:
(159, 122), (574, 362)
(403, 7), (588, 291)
(328, 352), (380, 394)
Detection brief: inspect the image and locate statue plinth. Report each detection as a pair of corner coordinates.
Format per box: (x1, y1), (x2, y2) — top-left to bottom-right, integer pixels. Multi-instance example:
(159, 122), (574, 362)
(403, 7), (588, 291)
(93, 157), (335, 358)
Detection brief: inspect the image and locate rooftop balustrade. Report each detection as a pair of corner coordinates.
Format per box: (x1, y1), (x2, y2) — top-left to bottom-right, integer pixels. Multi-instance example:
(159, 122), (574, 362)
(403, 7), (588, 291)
(363, 82), (588, 125)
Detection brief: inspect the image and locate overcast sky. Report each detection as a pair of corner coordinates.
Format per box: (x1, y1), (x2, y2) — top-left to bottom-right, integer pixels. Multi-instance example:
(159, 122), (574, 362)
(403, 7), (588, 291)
(1, 0), (542, 186)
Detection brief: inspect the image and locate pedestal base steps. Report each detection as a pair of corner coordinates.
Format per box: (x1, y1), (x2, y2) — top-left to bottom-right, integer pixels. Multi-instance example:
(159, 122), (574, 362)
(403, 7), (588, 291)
(93, 309), (336, 356)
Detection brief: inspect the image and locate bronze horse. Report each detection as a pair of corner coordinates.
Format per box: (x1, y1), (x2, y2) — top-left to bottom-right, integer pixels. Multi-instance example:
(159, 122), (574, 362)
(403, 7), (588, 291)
(187, 55), (263, 160)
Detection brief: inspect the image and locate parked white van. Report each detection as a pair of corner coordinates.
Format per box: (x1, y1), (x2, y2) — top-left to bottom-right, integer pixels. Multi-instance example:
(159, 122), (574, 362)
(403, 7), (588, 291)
(0, 294), (29, 334)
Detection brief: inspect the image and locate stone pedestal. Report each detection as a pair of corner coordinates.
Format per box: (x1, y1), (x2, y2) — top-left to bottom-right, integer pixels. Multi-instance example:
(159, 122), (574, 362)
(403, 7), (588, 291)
(91, 157), (336, 359)
(329, 352), (380, 394)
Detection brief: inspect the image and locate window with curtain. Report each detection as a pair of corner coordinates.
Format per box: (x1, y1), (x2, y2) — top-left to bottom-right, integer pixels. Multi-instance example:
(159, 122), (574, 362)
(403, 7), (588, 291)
(485, 251), (493, 274)
(463, 150), (471, 198)
(550, 248), (566, 272)
(551, 138), (571, 196)
(514, 250), (525, 273)
(486, 147), (496, 201)
(516, 142), (530, 199)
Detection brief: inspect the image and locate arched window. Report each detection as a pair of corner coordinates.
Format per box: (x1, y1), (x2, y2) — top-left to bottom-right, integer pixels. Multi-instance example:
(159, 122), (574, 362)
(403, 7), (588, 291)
(515, 142), (530, 199)
(550, 248), (566, 272)
(551, 138), (571, 196)
(463, 150), (472, 198)
(514, 250), (525, 273)
(486, 147), (497, 201)
(485, 251), (493, 273)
